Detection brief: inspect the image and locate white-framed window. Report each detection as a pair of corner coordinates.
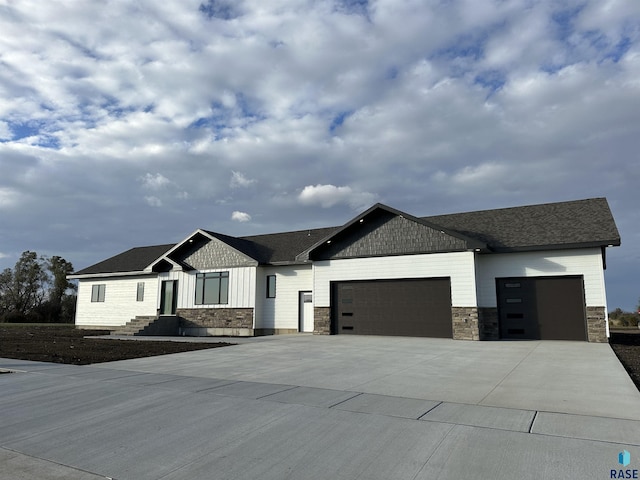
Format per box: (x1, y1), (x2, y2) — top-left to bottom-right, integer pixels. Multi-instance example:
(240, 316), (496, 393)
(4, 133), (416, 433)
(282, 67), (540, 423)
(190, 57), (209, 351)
(91, 284), (106, 302)
(136, 282), (145, 302)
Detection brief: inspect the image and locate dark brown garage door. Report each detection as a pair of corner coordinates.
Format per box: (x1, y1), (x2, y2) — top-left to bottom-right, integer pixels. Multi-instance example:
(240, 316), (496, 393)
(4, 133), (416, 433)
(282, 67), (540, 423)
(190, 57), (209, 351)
(331, 278), (452, 337)
(497, 276), (587, 341)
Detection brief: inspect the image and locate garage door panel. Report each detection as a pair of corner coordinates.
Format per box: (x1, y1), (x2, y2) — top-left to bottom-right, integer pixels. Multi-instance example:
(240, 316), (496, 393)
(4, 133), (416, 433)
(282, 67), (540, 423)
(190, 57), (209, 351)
(497, 276), (587, 341)
(497, 279), (539, 339)
(332, 278), (452, 338)
(535, 277), (586, 341)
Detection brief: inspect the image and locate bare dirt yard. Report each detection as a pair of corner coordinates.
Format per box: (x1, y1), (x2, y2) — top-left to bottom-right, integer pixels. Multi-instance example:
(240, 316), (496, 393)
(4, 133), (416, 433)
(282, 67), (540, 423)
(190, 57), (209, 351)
(609, 330), (640, 391)
(1, 326), (639, 392)
(0, 324), (232, 365)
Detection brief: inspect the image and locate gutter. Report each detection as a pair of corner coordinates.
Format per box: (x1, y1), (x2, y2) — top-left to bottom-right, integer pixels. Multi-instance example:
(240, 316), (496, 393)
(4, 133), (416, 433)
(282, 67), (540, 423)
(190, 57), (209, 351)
(67, 270), (157, 280)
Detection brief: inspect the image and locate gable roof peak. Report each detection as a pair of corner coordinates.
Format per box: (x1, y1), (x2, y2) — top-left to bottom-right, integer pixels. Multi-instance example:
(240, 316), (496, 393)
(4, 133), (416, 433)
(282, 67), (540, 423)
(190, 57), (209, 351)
(300, 202), (488, 261)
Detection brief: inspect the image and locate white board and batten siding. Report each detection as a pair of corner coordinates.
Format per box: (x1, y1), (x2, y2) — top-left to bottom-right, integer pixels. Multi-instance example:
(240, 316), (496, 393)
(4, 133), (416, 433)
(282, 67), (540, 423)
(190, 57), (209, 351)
(75, 275), (159, 328)
(254, 265), (313, 330)
(158, 267), (256, 309)
(313, 251), (477, 308)
(475, 248), (607, 308)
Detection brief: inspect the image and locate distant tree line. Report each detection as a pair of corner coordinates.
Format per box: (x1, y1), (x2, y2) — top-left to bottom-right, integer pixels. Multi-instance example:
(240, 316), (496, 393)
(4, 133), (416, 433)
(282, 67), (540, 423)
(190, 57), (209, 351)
(0, 251), (77, 323)
(608, 301), (640, 328)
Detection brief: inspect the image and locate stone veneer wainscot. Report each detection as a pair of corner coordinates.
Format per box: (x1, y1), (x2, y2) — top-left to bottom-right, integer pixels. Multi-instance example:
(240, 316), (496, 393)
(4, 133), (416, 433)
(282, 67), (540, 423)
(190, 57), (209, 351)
(177, 308), (253, 328)
(586, 306), (607, 343)
(314, 307), (331, 334)
(451, 307), (479, 341)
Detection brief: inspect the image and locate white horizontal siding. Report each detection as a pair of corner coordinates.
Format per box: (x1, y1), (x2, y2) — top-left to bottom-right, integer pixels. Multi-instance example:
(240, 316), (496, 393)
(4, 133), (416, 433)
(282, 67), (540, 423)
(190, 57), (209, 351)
(313, 252), (477, 307)
(75, 275), (159, 328)
(475, 248), (607, 307)
(159, 267), (256, 309)
(255, 265), (313, 330)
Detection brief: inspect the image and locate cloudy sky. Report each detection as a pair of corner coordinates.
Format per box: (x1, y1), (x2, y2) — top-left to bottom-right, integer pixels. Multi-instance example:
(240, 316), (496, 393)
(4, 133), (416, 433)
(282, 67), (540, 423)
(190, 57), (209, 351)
(1, 0), (639, 310)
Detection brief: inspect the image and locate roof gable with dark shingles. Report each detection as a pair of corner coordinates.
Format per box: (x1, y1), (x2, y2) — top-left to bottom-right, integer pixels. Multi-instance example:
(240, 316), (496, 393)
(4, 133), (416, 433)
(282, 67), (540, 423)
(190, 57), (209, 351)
(239, 226), (339, 264)
(304, 204), (486, 260)
(72, 244), (174, 275)
(424, 198), (620, 251)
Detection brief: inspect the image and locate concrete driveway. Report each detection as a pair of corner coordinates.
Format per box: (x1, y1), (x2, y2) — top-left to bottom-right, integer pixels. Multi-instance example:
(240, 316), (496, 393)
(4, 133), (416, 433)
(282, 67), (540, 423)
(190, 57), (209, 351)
(1, 335), (639, 480)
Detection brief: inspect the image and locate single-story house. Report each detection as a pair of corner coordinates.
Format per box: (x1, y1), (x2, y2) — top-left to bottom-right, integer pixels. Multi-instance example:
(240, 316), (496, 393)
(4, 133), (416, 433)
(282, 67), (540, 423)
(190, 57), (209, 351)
(68, 197), (621, 342)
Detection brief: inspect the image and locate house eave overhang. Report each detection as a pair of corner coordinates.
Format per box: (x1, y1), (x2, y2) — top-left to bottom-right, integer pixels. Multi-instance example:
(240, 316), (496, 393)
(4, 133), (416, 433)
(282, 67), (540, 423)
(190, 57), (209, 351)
(309, 249), (480, 262)
(67, 270), (157, 280)
(478, 240), (621, 254)
(261, 260), (312, 266)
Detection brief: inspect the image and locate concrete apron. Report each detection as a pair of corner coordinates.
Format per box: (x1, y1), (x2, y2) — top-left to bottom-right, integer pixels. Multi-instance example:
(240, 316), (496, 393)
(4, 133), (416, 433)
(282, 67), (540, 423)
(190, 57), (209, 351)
(1, 335), (639, 480)
(92, 334), (640, 420)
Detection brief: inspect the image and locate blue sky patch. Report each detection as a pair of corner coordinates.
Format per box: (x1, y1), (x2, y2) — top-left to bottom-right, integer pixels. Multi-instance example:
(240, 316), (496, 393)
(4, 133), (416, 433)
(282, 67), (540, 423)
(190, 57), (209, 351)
(199, 0), (239, 20)
(540, 63), (565, 75)
(334, 0), (369, 17)
(7, 121), (60, 148)
(10, 121), (41, 141)
(474, 70), (506, 95)
(104, 102), (140, 119)
(188, 95), (264, 136)
(329, 110), (353, 134)
(604, 36), (632, 63)
(435, 35), (484, 62)
(551, 5), (584, 43)
(431, 32), (489, 78)
(188, 104), (229, 133)
(386, 66), (399, 80)
(234, 93), (265, 122)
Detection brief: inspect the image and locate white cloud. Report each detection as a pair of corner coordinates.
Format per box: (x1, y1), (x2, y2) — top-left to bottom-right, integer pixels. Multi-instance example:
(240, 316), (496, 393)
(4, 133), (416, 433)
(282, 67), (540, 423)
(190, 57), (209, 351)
(230, 171), (256, 188)
(298, 184), (377, 210)
(0, 187), (23, 210)
(0, 121), (11, 140)
(432, 163), (516, 196)
(231, 211), (251, 222)
(140, 173), (171, 190)
(448, 163), (509, 186)
(577, 0), (640, 38)
(144, 196), (163, 207)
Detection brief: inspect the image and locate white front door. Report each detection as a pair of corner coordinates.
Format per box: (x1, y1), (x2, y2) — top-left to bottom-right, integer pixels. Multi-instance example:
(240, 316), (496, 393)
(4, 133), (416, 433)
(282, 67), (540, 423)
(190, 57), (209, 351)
(299, 291), (314, 332)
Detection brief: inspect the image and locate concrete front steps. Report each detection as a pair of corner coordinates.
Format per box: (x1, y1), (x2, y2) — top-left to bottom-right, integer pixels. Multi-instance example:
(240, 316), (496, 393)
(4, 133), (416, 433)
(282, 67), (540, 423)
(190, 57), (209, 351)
(111, 316), (179, 336)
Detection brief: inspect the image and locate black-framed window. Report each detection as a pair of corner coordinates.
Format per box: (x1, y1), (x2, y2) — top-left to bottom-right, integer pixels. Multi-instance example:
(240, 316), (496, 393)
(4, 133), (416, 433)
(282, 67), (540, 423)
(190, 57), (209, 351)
(195, 272), (229, 305)
(266, 275), (276, 298)
(136, 282), (145, 302)
(91, 284), (105, 302)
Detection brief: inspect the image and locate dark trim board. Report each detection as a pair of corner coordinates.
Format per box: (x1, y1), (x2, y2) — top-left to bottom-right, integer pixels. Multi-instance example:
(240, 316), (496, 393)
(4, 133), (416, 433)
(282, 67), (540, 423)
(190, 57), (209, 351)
(496, 275), (587, 341)
(330, 278), (453, 337)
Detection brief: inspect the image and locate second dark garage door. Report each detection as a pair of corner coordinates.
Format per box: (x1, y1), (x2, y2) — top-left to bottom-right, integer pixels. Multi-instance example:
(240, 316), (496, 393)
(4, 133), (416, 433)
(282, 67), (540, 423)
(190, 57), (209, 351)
(331, 278), (452, 337)
(497, 276), (587, 341)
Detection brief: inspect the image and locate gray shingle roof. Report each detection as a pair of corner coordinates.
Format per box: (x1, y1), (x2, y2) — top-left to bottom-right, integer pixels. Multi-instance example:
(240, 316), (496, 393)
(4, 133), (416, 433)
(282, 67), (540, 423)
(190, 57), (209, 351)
(72, 244), (174, 275)
(72, 198), (620, 275)
(239, 227), (339, 264)
(425, 198), (620, 252)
